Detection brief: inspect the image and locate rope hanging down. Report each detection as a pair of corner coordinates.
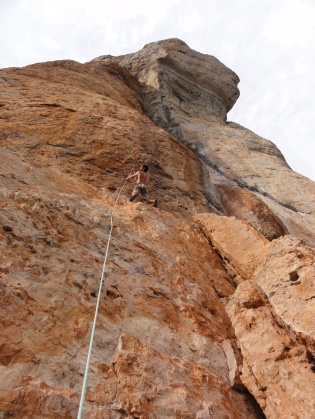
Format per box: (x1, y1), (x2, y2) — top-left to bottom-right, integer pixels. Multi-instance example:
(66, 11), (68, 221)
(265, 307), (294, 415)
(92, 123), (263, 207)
(77, 166), (134, 419)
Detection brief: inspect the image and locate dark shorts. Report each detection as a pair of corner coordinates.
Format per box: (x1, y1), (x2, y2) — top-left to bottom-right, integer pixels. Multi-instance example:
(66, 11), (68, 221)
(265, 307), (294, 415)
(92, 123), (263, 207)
(132, 183), (148, 201)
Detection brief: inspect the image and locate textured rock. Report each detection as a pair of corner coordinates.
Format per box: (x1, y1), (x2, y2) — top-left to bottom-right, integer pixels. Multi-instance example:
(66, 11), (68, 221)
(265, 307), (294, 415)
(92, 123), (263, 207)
(217, 184), (288, 240)
(0, 368), (77, 418)
(1, 38), (315, 418)
(227, 279), (315, 418)
(195, 213), (269, 282)
(0, 59), (208, 215)
(95, 39), (315, 245)
(87, 333), (258, 418)
(0, 60), (260, 417)
(197, 214), (315, 417)
(93, 38), (240, 127)
(0, 152), (257, 417)
(255, 236), (315, 351)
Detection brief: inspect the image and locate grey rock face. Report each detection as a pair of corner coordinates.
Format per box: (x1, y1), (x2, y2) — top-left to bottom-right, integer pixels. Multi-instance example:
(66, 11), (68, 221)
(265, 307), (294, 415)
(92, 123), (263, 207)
(93, 39), (315, 246)
(93, 38), (240, 131)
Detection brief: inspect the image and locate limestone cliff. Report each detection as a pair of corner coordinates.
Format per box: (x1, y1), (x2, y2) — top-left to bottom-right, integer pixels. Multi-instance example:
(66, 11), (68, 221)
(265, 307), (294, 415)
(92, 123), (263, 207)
(0, 39), (314, 418)
(94, 39), (315, 246)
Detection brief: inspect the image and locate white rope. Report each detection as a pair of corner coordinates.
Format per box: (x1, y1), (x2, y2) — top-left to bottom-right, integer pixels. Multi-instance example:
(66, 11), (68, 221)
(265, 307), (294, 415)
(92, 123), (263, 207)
(77, 166), (134, 419)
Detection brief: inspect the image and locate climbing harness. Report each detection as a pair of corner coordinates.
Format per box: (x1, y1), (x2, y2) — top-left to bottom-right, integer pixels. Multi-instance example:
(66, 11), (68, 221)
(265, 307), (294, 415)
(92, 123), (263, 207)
(77, 166), (134, 419)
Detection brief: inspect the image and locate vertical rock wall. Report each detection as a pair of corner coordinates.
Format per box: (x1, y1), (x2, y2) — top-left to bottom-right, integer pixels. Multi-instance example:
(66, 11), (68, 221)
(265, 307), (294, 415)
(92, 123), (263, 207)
(95, 39), (315, 247)
(0, 39), (314, 418)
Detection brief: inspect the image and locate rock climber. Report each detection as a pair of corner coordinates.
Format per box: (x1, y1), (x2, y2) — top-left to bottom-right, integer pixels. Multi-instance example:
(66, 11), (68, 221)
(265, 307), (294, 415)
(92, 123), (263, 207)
(126, 164), (158, 207)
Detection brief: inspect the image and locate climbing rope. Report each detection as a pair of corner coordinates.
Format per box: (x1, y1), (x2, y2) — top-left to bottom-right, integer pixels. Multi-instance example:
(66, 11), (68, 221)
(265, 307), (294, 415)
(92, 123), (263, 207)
(77, 166), (134, 419)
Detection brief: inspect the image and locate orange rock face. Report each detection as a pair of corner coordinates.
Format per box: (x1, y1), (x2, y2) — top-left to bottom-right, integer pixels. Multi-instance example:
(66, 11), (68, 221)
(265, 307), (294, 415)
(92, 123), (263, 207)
(0, 39), (315, 418)
(95, 39), (315, 246)
(217, 184), (288, 240)
(198, 216), (315, 417)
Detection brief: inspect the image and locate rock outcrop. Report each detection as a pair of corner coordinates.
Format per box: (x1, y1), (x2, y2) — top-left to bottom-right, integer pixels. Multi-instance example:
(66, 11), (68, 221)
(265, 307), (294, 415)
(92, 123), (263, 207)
(196, 214), (315, 417)
(95, 39), (315, 246)
(0, 39), (314, 418)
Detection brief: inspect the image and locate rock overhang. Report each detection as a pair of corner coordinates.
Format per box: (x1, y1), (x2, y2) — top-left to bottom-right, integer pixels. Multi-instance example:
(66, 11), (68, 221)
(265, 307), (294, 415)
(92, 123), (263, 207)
(92, 38), (240, 121)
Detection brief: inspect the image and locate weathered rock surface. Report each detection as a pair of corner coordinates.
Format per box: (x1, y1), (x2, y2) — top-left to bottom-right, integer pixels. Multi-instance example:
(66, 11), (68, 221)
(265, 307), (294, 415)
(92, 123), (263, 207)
(217, 184), (289, 241)
(255, 236), (315, 346)
(94, 39), (315, 246)
(0, 146), (259, 418)
(0, 59), (209, 215)
(0, 38), (315, 418)
(227, 279), (315, 418)
(197, 214), (315, 417)
(94, 38), (240, 127)
(0, 59), (258, 418)
(195, 213), (269, 282)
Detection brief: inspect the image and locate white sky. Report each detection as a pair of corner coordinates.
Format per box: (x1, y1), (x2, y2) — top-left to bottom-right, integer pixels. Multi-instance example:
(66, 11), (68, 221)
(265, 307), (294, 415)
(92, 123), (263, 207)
(1, 0), (314, 181)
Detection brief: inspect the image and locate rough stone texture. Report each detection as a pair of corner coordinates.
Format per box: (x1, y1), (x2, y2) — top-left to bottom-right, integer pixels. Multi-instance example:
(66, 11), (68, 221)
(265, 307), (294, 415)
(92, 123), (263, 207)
(0, 60), (259, 418)
(95, 39), (315, 246)
(86, 333), (258, 419)
(0, 368), (77, 418)
(217, 184), (288, 241)
(93, 38), (240, 127)
(0, 59), (208, 215)
(227, 280), (315, 418)
(255, 193), (315, 248)
(255, 236), (315, 352)
(0, 148), (257, 418)
(1, 38), (315, 418)
(195, 213), (269, 283)
(197, 214), (315, 417)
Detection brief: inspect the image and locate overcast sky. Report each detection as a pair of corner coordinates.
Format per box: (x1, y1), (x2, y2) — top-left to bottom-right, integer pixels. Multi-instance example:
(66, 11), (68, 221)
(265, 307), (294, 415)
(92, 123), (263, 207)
(1, 0), (314, 181)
